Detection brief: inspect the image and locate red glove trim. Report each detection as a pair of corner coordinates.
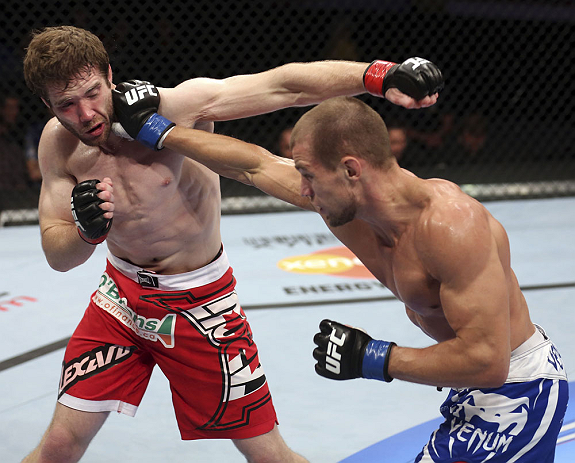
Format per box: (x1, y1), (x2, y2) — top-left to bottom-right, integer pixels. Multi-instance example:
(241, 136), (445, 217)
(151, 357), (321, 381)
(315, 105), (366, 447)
(363, 60), (397, 97)
(78, 228), (108, 245)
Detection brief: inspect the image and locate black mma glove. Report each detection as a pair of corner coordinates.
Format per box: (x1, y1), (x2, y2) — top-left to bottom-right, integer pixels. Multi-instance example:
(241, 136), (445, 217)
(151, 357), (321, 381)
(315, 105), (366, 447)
(71, 179), (112, 245)
(112, 80), (175, 150)
(363, 57), (444, 100)
(313, 319), (395, 382)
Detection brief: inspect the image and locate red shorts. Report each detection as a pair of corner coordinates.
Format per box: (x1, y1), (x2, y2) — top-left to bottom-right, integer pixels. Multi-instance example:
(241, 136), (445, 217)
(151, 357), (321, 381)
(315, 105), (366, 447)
(58, 248), (278, 440)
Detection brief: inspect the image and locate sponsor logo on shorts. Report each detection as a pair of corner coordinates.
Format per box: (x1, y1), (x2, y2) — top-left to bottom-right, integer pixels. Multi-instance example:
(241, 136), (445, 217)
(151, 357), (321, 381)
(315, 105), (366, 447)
(142, 289), (271, 429)
(176, 290), (248, 347)
(94, 272), (176, 348)
(175, 291), (267, 401)
(227, 348), (267, 401)
(448, 390), (529, 457)
(59, 343), (136, 397)
(137, 271), (159, 288)
(548, 344), (565, 373)
(278, 246), (373, 278)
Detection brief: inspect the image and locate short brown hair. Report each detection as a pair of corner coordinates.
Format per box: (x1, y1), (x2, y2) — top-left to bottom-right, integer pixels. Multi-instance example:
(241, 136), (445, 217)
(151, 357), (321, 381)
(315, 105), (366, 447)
(291, 96), (393, 170)
(23, 26), (110, 102)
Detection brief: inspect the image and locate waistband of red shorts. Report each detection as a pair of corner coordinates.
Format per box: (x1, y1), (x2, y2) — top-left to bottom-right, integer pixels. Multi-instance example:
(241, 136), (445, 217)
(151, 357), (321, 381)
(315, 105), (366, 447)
(106, 246), (230, 291)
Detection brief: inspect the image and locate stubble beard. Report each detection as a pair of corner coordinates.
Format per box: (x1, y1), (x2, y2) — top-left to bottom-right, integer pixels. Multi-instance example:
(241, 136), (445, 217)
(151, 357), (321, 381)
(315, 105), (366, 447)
(327, 200), (357, 227)
(60, 97), (114, 147)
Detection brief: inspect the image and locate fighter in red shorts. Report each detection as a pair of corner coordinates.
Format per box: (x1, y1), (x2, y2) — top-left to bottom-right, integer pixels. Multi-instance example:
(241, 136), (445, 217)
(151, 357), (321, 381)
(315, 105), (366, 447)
(59, 247), (277, 439)
(22, 25), (440, 462)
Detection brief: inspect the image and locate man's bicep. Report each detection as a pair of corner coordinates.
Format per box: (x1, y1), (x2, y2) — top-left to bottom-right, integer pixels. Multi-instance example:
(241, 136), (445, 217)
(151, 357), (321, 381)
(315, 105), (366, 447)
(422, 208), (510, 339)
(37, 139), (77, 231)
(157, 79), (221, 126)
(438, 256), (512, 388)
(439, 260), (509, 334)
(433, 227), (511, 365)
(39, 172), (77, 230)
(160, 73), (288, 123)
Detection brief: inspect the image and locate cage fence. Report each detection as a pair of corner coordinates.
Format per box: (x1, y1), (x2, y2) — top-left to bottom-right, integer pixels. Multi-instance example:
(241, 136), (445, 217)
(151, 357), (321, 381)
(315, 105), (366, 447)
(1, 0), (573, 225)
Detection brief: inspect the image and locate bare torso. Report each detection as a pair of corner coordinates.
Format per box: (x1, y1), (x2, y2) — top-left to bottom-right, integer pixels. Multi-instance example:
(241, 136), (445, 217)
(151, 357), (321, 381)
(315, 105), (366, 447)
(332, 177), (534, 350)
(51, 120), (223, 274)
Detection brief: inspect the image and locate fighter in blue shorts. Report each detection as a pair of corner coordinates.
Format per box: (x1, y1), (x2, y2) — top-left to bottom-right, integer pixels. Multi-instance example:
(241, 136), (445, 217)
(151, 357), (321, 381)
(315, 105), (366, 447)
(109, 94), (570, 462)
(415, 325), (567, 462)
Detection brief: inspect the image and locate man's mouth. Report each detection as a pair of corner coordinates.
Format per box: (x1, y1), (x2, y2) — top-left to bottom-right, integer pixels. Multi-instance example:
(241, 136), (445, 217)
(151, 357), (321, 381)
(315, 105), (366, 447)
(86, 122), (104, 136)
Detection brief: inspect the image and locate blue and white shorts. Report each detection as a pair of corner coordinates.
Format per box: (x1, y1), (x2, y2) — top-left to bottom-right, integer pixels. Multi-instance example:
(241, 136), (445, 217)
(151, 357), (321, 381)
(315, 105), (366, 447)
(415, 325), (568, 462)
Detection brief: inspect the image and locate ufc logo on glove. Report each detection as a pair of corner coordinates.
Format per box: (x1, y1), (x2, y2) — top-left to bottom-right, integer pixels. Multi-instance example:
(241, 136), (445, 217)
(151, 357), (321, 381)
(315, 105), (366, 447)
(112, 80), (175, 150)
(124, 84), (158, 105)
(326, 328), (346, 374)
(403, 57), (430, 70)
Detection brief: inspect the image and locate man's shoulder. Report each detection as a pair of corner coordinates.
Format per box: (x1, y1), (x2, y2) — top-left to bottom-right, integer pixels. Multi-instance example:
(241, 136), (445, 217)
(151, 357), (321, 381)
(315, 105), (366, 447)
(39, 117), (80, 159)
(416, 192), (494, 278)
(427, 178), (484, 216)
(41, 117), (69, 139)
(418, 181), (490, 242)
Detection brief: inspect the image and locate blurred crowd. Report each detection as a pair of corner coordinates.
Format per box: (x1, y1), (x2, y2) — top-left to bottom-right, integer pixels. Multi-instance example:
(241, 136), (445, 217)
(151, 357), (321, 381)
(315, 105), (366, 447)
(0, 91), (47, 212)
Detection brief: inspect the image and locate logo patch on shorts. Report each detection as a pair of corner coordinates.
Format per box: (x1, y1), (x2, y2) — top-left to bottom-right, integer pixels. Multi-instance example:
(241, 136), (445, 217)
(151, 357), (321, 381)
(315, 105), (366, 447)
(94, 272), (176, 348)
(137, 271), (159, 288)
(59, 343), (136, 398)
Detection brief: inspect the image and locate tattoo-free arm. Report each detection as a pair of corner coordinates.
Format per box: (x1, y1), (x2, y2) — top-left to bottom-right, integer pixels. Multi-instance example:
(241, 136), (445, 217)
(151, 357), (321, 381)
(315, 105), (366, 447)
(387, 204), (511, 388)
(37, 121), (104, 271)
(159, 61), (438, 125)
(164, 126), (314, 211)
(160, 61), (365, 124)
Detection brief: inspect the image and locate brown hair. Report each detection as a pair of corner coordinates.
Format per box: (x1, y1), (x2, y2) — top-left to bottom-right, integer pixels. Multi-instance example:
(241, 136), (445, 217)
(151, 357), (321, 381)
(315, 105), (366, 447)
(291, 96), (394, 170)
(23, 26), (110, 102)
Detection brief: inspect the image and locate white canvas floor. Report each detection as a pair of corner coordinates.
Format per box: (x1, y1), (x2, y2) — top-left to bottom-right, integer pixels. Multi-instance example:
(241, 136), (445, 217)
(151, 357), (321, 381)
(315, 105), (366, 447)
(1, 196), (574, 462)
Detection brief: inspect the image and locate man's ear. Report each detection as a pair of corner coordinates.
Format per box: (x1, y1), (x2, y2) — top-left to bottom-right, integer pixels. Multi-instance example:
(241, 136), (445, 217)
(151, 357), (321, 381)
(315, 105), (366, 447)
(108, 64), (113, 85)
(341, 156), (362, 181)
(41, 97), (50, 109)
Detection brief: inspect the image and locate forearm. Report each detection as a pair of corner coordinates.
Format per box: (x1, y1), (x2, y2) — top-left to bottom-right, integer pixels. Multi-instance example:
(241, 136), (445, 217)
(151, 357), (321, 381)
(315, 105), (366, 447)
(165, 126), (265, 182)
(165, 126), (314, 210)
(388, 338), (509, 389)
(268, 61), (369, 106)
(114, 81), (311, 210)
(199, 61), (369, 121)
(41, 222), (97, 272)
(311, 320), (509, 388)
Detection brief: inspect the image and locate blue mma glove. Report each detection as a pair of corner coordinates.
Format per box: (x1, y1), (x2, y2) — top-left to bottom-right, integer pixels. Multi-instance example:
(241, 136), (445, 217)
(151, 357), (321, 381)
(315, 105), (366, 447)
(112, 80), (175, 150)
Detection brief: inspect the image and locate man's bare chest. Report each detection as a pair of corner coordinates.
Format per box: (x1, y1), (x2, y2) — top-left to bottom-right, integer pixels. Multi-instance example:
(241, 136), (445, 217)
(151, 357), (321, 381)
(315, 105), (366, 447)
(67, 143), (184, 212)
(361, 242), (442, 315)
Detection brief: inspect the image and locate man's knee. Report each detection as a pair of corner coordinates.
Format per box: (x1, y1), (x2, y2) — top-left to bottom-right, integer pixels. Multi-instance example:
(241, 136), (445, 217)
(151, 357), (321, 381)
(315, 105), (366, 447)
(24, 406), (109, 463)
(27, 422), (90, 463)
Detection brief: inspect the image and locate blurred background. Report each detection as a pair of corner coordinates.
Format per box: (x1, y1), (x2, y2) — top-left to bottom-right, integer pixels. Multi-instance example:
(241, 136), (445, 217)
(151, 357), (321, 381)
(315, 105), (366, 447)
(1, 0), (574, 224)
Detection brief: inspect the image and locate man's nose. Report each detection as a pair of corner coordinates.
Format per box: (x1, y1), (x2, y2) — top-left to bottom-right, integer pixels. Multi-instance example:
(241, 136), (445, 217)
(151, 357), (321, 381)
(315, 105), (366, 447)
(300, 180), (313, 199)
(77, 101), (95, 122)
